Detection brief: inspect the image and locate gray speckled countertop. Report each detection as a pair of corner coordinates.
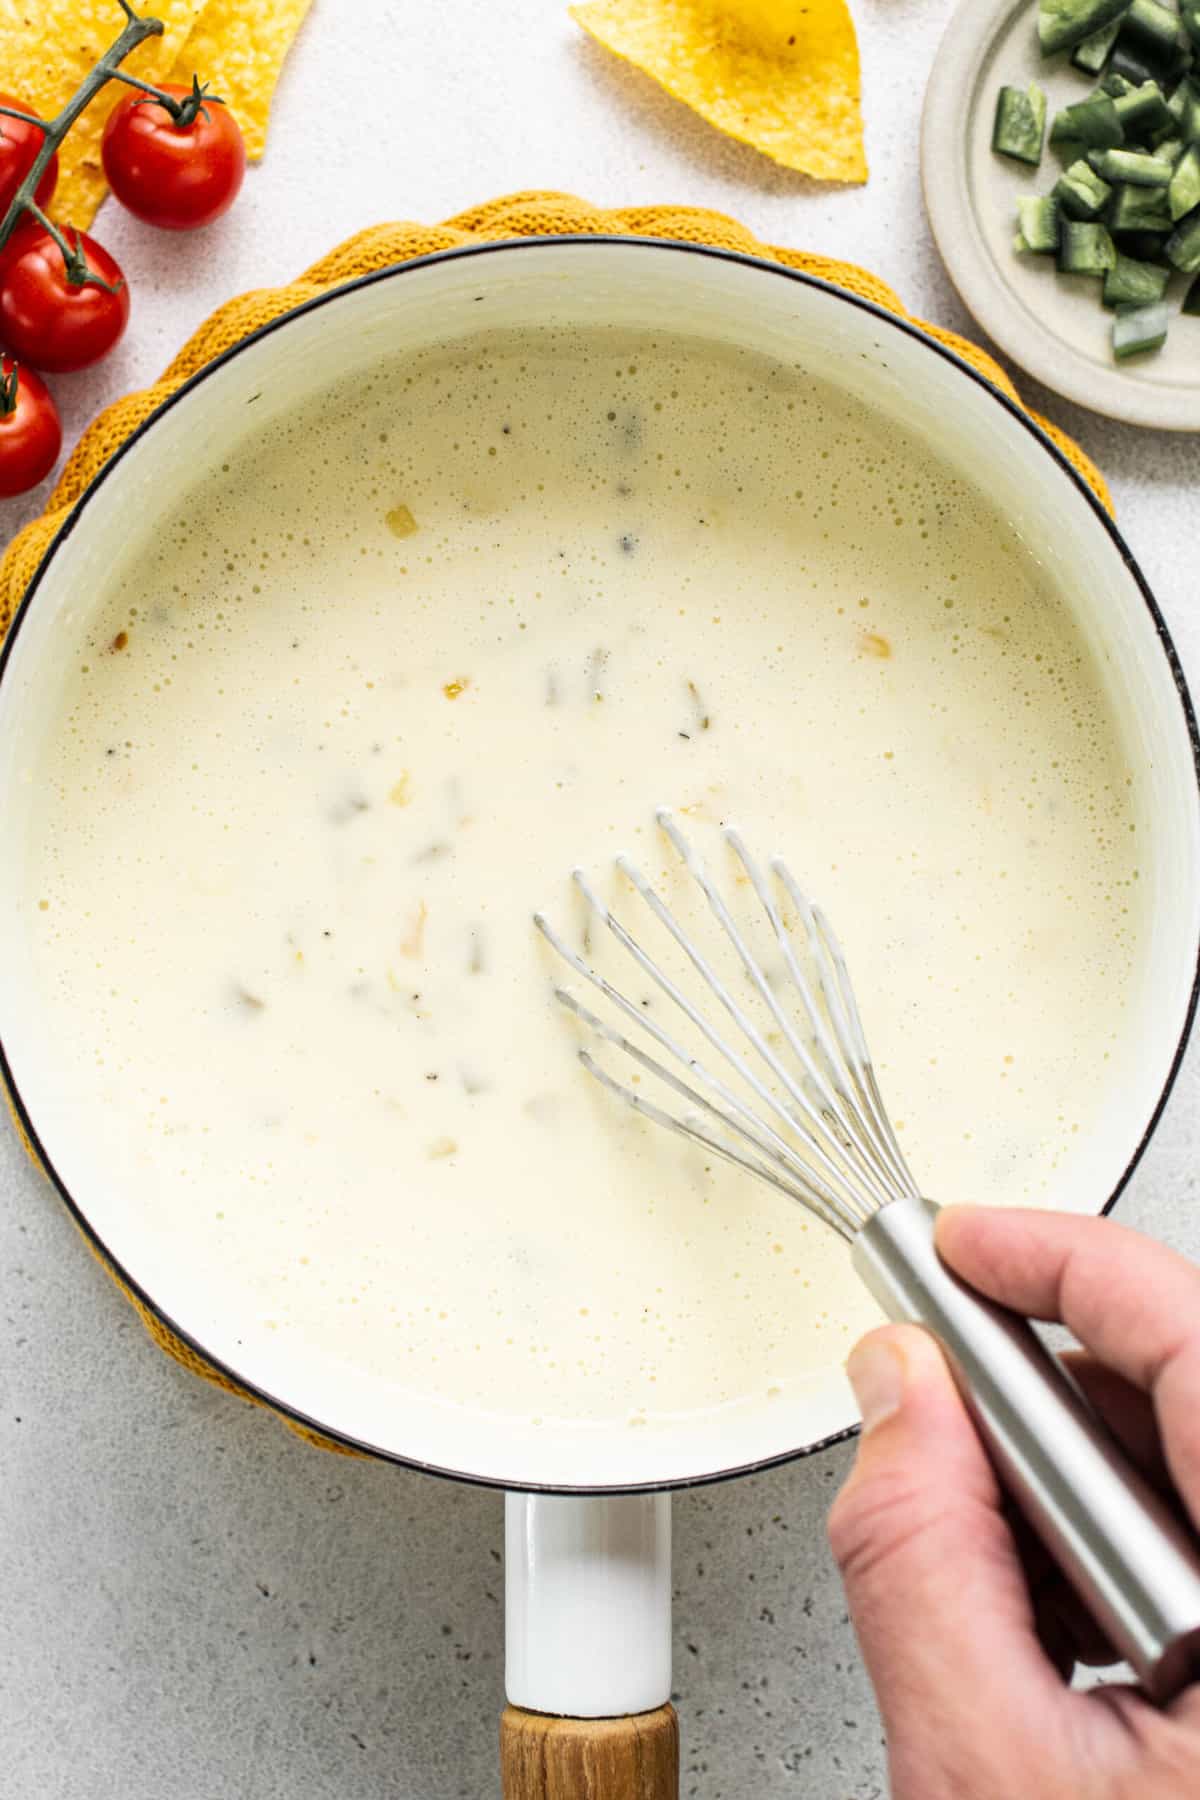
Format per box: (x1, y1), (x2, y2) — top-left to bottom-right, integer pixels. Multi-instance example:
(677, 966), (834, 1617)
(2, 2), (1198, 1794)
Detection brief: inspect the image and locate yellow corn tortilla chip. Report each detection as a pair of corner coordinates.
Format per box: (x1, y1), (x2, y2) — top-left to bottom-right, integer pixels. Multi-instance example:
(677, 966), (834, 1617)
(0, 0), (208, 226)
(54, 157), (109, 226)
(570, 0), (867, 183)
(167, 0), (313, 161)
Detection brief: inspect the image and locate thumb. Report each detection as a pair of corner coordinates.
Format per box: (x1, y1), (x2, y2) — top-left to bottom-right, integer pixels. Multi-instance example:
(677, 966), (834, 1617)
(828, 1325), (1066, 1782)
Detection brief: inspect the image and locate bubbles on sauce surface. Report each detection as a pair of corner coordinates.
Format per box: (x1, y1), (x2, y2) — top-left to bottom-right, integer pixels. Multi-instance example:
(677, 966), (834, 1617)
(26, 326), (1140, 1430)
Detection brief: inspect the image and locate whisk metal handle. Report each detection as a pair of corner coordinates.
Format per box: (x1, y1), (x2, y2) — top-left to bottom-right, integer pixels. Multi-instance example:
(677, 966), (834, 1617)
(852, 1195), (1200, 1703)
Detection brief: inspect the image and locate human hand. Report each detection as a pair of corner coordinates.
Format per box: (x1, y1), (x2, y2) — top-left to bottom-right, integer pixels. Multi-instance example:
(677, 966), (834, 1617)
(827, 1205), (1200, 1799)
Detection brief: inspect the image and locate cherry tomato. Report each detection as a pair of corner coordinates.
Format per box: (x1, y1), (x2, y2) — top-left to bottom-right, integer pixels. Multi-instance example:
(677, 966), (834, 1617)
(0, 357), (61, 496)
(0, 94), (57, 217)
(101, 83), (245, 231)
(0, 227), (129, 372)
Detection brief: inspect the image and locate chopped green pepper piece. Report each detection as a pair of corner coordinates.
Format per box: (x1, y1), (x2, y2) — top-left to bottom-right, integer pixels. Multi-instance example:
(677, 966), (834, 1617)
(994, 84), (1048, 164)
(1050, 94), (1125, 149)
(1152, 135), (1185, 165)
(1182, 271), (1200, 310)
(1113, 79), (1173, 138)
(1102, 250), (1172, 303)
(1165, 202), (1200, 268)
(1073, 16), (1124, 69)
(1107, 180), (1172, 229)
(1184, 2), (1200, 51)
(1054, 158), (1115, 218)
(1039, 0), (1130, 56)
(1016, 195), (1062, 253)
(1116, 0), (1189, 74)
(1058, 219), (1119, 271)
(1089, 146), (1174, 183)
(1101, 69), (1135, 95)
(1169, 142), (1200, 217)
(1112, 299), (1169, 355)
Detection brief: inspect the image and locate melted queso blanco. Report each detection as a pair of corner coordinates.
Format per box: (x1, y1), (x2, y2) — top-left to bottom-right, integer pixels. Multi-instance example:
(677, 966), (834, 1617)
(26, 328), (1140, 1432)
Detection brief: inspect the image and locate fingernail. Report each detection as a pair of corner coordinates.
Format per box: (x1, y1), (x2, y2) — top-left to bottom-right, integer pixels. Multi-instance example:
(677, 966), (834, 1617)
(846, 1337), (905, 1433)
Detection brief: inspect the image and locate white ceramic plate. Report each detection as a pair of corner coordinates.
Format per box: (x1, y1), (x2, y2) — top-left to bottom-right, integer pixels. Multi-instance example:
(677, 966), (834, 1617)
(922, 0), (1200, 430)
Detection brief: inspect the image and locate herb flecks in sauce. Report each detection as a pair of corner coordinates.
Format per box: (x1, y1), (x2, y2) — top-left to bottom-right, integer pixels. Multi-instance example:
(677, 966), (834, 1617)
(329, 792), (370, 825)
(29, 324), (1141, 1435)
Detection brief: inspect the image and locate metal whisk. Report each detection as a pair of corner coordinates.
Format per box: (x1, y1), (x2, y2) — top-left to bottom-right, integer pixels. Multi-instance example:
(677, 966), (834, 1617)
(535, 810), (916, 1246)
(535, 810), (1200, 1704)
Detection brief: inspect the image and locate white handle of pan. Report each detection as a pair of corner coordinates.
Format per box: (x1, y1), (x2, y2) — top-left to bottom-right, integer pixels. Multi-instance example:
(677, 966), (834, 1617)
(504, 1490), (673, 1716)
(501, 1491), (678, 1798)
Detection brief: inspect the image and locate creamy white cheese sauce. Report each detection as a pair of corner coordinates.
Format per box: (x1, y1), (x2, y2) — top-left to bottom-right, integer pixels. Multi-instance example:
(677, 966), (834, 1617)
(25, 328), (1140, 1430)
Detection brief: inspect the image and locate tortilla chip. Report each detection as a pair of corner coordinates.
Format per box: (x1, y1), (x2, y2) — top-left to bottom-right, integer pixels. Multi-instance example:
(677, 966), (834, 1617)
(53, 158), (110, 226)
(570, 0), (867, 183)
(0, 0), (309, 230)
(0, 0), (208, 226)
(167, 0), (313, 161)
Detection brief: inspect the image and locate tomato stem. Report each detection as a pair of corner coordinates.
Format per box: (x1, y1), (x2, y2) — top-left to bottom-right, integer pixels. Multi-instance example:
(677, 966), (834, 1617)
(107, 69), (181, 109)
(19, 202), (123, 293)
(0, 7), (160, 255)
(20, 201), (73, 269)
(0, 104), (51, 133)
(0, 361), (18, 417)
(0, 4), (225, 255)
(109, 69), (224, 128)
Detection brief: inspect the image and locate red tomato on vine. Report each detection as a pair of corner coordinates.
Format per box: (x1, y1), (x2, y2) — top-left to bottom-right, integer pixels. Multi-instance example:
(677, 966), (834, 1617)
(0, 357), (61, 496)
(102, 81), (245, 231)
(0, 93), (58, 217)
(0, 226), (130, 372)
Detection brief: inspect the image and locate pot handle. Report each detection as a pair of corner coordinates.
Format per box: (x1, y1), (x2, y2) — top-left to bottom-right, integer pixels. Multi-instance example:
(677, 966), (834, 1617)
(502, 1491), (677, 1799)
(500, 1704), (678, 1799)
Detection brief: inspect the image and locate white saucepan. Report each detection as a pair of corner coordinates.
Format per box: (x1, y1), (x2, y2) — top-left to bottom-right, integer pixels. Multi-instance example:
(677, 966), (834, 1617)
(2, 240), (1197, 1797)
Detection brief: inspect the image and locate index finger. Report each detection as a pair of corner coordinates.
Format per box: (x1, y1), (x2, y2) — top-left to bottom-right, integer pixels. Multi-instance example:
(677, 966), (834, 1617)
(935, 1205), (1200, 1521)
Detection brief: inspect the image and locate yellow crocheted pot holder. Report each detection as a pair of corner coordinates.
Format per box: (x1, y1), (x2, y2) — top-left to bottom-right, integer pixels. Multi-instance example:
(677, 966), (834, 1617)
(0, 192), (1111, 1459)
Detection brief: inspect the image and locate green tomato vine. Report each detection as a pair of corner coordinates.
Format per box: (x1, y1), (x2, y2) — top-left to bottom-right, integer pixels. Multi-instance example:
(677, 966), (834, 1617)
(0, 0), (224, 290)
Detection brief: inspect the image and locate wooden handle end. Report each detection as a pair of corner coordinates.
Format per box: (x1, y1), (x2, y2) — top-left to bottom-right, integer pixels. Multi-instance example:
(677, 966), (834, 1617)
(500, 1702), (679, 1799)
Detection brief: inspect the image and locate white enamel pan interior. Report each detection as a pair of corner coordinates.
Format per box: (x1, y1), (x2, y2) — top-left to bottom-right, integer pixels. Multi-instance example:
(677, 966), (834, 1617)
(1, 239), (1198, 1495)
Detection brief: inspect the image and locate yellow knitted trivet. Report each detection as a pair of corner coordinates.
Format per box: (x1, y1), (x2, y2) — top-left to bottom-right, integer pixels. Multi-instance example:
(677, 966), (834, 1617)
(0, 191), (1111, 1457)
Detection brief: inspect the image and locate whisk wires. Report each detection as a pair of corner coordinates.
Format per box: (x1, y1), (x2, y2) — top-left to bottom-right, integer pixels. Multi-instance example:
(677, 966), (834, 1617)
(533, 809), (920, 1244)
